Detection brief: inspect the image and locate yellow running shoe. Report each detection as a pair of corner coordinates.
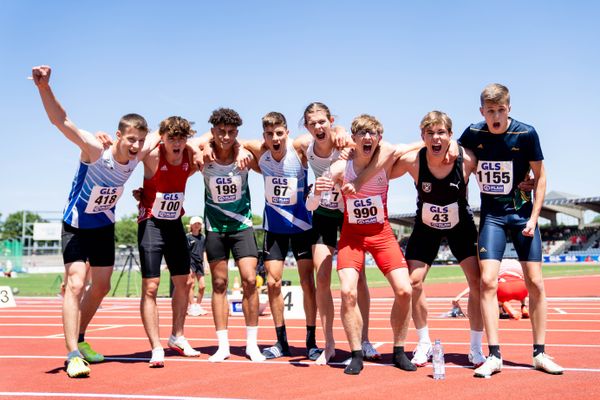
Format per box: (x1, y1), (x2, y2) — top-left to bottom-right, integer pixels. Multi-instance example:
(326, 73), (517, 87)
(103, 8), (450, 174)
(78, 341), (105, 363)
(66, 356), (91, 378)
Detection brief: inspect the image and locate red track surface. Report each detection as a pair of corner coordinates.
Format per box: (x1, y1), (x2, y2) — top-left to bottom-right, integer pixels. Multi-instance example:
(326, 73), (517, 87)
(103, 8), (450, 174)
(1, 275), (599, 399)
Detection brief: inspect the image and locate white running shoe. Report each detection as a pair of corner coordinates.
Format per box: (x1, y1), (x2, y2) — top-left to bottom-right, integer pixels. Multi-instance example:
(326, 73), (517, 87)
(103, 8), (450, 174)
(411, 342), (432, 367)
(197, 306), (208, 316)
(187, 304), (201, 317)
(168, 335), (201, 357)
(533, 353), (564, 375)
(473, 355), (502, 378)
(468, 349), (487, 367)
(362, 341), (381, 360)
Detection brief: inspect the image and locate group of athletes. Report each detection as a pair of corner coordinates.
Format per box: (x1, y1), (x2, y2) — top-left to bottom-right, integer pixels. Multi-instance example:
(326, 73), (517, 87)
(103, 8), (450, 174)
(31, 65), (564, 379)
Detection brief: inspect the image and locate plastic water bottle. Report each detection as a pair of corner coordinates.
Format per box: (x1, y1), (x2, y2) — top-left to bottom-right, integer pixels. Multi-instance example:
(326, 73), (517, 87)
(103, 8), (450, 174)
(320, 168), (333, 203)
(432, 339), (445, 380)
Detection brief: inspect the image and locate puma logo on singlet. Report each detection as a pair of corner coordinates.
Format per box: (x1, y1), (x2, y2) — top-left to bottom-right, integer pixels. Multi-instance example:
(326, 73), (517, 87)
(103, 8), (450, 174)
(511, 147), (520, 151)
(477, 144), (484, 149)
(449, 182), (459, 189)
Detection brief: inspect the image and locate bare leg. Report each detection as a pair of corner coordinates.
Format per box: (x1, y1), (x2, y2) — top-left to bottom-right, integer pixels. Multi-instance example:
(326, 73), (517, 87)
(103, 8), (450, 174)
(479, 259), (501, 346)
(386, 268), (412, 347)
(210, 260), (230, 331)
(338, 268), (362, 351)
(170, 274), (192, 337)
(312, 243), (336, 365)
(79, 266), (113, 334)
(357, 267), (371, 341)
(460, 256), (483, 332)
(238, 256), (264, 361)
(140, 277), (161, 350)
(265, 260), (285, 327)
(521, 261), (546, 344)
(297, 259), (317, 326)
(63, 261), (89, 353)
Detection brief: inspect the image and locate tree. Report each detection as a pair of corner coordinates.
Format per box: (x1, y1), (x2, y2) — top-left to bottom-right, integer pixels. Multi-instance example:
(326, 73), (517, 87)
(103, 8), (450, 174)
(1, 211), (45, 240)
(114, 214), (138, 246)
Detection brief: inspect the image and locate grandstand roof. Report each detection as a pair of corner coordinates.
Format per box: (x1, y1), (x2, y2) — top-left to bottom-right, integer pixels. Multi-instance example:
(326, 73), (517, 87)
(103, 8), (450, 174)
(389, 191), (600, 227)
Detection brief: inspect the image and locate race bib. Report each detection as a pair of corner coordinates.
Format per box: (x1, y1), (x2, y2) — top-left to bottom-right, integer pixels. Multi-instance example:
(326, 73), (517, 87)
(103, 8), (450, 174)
(320, 184), (343, 210)
(476, 161), (513, 195)
(209, 175), (242, 204)
(422, 202), (459, 230)
(85, 186), (124, 214)
(265, 176), (298, 206)
(151, 192), (184, 220)
(346, 196), (384, 224)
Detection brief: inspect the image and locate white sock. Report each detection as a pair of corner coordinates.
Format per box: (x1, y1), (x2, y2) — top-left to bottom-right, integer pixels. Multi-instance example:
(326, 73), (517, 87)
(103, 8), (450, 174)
(245, 326), (265, 362)
(209, 330), (230, 362)
(470, 330), (483, 352)
(416, 326), (431, 344)
(246, 326), (258, 347)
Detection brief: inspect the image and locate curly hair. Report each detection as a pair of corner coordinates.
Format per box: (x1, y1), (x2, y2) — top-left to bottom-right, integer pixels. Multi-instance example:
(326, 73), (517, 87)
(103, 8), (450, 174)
(208, 108), (243, 127)
(158, 116), (196, 138)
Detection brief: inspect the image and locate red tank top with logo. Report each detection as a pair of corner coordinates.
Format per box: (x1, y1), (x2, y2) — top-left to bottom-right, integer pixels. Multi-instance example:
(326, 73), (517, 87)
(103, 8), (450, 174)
(138, 144), (191, 222)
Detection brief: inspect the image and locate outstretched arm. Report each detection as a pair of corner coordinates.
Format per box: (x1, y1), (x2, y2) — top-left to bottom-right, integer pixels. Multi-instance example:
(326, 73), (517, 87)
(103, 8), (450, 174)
(32, 65), (103, 162)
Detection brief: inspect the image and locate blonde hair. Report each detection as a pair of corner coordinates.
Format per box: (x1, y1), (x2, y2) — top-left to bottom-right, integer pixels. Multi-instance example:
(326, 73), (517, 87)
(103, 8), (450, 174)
(351, 114), (383, 135)
(480, 83), (510, 106)
(420, 111), (453, 134)
(262, 111), (287, 129)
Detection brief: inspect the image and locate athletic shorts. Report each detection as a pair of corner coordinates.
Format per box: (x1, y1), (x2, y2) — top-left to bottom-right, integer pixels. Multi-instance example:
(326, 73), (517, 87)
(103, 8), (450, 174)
(61, 222), (115, 267)
(205, 228), (258, 263)
(190, 260), (205, 276)
(405, 218), (478, 266)
(497, 274), (528, 303)
(138, 218), (190, 279)
(478, 203), (542, 262)
(263, 230), (314, 261)
(312, 212), (343, 248)
(337, 222), (407, 275)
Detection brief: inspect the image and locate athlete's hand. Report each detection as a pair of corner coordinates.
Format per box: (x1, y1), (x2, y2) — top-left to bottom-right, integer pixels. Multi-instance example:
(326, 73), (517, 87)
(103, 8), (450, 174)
(522, 219), (536, 237)
(518, 175), (535, 191)
(132, 187), (143, 202)
(95, 131), (113, 149)
(443, 140), (459, 164)
(331, 126), (351, 150)
(202, 141), (217, 164)
(342, 181), (357, 195)
(31, 65), (51, 87)
(314, 176), (334, 195)
(338, 147), (353, 161)
(234, 143), (253, 170)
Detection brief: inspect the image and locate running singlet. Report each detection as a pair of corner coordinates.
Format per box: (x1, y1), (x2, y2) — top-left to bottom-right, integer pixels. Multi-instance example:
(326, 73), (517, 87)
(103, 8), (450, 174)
(63, 148), (138, 229)
(307, 140), (344, 216)
(415, 146), (472, 230)
(458, 118), (544, 213)
(138, 144), (190, 222)
(259, 145), (312, 234)
(342, 159), (388, 235)
(202, 161), (253, 233)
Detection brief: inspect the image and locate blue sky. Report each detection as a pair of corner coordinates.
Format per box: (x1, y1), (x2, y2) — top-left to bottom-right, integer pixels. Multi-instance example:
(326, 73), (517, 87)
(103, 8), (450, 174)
(2, 1), (599, 224)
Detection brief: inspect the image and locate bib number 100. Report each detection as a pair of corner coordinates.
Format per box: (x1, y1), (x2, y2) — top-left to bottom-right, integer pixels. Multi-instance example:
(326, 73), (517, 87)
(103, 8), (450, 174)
(158, 201), (180, 212)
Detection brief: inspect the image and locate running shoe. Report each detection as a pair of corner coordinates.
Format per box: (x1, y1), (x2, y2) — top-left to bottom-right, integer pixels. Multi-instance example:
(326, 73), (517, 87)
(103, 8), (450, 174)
(168, 335), (201, 357)
(307, 347), (323, 361)
(533, 353), (564, 375)
(362, 340), (381, 360)
(149, 347), (165, 368)
(66, 356), (90, 378)
(411, 342), (432, 367)
(521, 305), (530, 319)
(473, 355), (502, 378)
(77, 341), (104, 363)
(468, 349), (487, 368)
(501, 302), (521, 320)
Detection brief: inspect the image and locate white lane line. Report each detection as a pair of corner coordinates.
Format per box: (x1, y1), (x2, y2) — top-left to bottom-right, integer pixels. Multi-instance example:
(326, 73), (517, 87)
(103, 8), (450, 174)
(0, 392), (246, 400)
(554, 308), (568, 314)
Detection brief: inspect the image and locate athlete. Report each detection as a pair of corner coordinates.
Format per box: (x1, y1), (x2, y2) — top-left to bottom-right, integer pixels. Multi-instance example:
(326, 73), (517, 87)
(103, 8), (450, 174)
(191, 108), (265, 362)
(326, 114), (416, 375)
(186, 216), (208, 317)
(137, 116), (201, 368)
(302, 102), (397, 364)
(32, 65), (151, 378)
(242, 112), (319, 360)
(460, 83), (563, 377)
(386, 111), (485, 368)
